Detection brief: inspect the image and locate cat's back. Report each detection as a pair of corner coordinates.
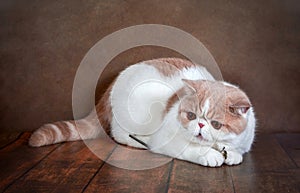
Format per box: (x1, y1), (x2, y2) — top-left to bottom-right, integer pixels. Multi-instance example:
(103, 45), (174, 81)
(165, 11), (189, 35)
(110, 58), (214, 136)
(116, 58), (214, 82)
(111, 58), (214, 100)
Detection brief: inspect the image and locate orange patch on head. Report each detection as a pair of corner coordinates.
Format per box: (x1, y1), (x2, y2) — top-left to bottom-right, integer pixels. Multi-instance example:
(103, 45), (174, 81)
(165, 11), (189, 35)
(177, 95), (200, 128)
(178, 79), (251, 134)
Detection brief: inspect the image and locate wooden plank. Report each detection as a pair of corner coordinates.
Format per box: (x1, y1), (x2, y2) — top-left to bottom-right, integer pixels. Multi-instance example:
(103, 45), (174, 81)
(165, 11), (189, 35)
(2, 133), (298, 193)
(0, 132), (22, 149)
(4, 137), (116, 193)
(230, 134), (297, 176)
(0, 132), (59, 192)
(168, 160), (234, 193)
(275, 133), (300, 167)
(105, 144), (172, 170)
(232, 169), (300, 193)
(84, 145), (173, 193)
(84, 164), (172, 193)
(230, 134), (299, 193)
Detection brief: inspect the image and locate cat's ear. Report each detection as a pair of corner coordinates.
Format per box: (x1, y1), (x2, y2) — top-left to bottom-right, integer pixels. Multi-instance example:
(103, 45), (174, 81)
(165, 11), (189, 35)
(181, 79), (197, 94)
(229, 104), (251, 116)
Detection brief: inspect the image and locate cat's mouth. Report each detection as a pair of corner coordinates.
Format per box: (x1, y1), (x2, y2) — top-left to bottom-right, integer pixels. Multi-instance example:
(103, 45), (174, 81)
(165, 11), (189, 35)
(196, 132), (203, 140)
(196, 134), (208, 142)
(191, 129), (205, 141)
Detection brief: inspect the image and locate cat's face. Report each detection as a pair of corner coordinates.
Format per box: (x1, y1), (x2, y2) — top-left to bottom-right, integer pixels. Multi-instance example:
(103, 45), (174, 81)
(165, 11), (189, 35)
(178, 80), (251, 143)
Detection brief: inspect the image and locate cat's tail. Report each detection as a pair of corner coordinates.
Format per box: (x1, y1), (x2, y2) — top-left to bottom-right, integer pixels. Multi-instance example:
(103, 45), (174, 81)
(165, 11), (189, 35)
(28, 112), (101, 147)
(29, 84), (113, 147)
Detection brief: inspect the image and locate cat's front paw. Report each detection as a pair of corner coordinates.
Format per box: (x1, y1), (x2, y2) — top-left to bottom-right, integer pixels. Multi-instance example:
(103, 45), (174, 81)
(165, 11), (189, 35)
(199, 149), (224, 167)
(225, 151), (243, 165)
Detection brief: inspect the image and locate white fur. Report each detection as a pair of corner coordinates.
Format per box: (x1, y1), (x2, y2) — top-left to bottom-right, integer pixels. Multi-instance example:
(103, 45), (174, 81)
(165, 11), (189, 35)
(110, 62), (256, 167)
(202, 99), (210, 115)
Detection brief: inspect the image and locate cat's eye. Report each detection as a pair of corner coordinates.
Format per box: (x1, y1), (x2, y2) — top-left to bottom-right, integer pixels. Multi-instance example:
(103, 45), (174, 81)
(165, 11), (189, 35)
(211, 120), (222, 130)
(187, 112), (197, 120)
(229, 107), (236, 114)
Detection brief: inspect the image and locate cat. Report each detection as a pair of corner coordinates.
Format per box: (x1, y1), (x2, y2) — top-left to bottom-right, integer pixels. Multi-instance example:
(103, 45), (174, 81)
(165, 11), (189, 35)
(29, 58), (256, 167)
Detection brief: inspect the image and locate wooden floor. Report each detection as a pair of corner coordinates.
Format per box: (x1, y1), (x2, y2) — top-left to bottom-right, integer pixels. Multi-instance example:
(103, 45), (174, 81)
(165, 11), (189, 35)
(0, 132), (299, 193)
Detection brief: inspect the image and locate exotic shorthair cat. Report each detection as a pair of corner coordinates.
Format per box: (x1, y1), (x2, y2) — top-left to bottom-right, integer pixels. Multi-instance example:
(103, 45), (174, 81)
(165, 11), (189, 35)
(29, 58), (256, 167)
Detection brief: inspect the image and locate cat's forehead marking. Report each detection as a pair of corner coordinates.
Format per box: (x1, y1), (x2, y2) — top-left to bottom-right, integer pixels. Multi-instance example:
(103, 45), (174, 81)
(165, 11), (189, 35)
(201, 98), (210, 115)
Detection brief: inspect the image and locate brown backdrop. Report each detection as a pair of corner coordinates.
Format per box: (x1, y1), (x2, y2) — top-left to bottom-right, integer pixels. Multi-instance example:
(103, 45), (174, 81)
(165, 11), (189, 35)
(0, 0), (299, 134)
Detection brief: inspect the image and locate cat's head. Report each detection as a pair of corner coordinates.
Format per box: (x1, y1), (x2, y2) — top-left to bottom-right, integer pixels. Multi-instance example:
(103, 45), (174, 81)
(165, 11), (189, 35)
(177, 79), (252, 143)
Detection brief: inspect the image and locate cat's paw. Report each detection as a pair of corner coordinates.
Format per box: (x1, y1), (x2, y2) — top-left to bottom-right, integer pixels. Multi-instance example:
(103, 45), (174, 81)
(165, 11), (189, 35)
(199, 149), (224, 167)
(225, 151), (243, 165)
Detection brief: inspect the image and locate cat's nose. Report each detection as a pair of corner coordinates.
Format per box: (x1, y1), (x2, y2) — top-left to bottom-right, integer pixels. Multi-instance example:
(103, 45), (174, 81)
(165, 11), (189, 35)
(198, 123), (205, 129)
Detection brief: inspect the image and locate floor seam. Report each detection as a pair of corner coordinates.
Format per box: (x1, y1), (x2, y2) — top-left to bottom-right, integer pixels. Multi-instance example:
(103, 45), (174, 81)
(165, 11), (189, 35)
(274, 134), (299, 168)
(164, 159), (174, 193)
(229, 167), (236, 193)
(3, 144), (61, 192)
(81, 144), (118, 193)
(0, 132), (24, 150)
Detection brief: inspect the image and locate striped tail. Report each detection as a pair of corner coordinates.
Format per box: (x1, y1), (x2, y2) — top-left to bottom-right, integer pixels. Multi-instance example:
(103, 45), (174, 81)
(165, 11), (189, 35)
(28, 115), (100, 147)
(29, 82), (113, 147)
